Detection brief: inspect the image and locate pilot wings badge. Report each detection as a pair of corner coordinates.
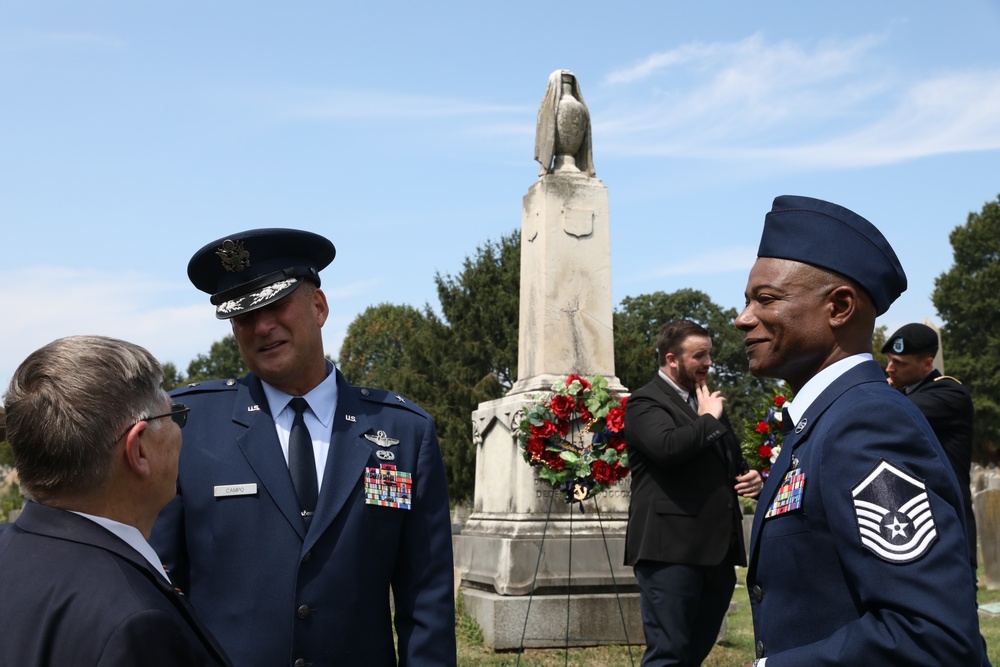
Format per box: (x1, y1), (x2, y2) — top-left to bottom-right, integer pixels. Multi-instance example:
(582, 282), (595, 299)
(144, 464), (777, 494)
(365, 430), (400, 448)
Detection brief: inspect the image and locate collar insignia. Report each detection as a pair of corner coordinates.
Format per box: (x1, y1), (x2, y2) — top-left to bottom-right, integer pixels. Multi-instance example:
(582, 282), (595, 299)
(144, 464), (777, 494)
(216, 239), (251, 273)
(365, 430), (400, 448)
(248, 405), (260, 412)
(395, 395), (406, 403)
(345, 414), (356, 422)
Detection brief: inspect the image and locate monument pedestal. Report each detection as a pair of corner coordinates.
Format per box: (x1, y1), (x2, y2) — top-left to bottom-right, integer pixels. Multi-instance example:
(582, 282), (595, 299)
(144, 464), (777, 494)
(454, 394), (641, 649)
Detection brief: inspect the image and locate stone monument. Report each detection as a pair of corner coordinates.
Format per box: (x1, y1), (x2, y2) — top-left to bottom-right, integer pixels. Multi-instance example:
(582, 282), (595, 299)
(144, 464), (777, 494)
(453, 70), (641, 650)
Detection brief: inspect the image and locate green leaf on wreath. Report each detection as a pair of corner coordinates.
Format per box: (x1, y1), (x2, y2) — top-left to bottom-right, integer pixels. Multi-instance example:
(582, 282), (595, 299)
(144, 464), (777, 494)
(559, 451), (580, 464)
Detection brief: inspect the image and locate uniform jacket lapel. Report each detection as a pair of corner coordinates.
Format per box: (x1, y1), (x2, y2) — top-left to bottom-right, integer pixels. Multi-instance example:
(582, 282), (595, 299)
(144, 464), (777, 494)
(233, 378), (308, 539)
(305, 372), (373, 552)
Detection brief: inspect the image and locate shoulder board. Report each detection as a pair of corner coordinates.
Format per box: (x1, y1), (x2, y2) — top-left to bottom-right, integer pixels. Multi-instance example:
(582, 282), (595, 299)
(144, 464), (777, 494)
(171, 378), (241, 397)
(356, 386), (430, 419)
(933, 375), (963, 385)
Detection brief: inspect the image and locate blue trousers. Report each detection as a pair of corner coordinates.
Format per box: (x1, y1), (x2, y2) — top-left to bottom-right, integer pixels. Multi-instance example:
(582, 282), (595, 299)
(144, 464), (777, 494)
(633, 559), (736, 667)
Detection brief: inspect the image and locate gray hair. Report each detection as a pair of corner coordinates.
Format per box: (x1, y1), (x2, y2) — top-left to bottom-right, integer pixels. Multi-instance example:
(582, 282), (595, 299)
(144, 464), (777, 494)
(3, 335), (165, 501)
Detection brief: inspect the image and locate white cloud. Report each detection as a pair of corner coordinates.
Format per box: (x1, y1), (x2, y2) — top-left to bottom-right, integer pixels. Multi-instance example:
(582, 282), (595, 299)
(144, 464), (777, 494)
(594, 33), (1000, 168)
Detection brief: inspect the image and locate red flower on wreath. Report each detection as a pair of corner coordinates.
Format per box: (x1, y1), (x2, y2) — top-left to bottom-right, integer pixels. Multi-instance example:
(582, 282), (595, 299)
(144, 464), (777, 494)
(610, 435), (626, 452)
(758, 445), (773, 460)
(774, 395), (786, 408)
(531, 421), (558, 440)
(550, 394), (576, 419)
(591, 460), (615, 484)
(566, 374), (591, 390)
(606, 406), (626, 434)
(755, 421), (770, 434)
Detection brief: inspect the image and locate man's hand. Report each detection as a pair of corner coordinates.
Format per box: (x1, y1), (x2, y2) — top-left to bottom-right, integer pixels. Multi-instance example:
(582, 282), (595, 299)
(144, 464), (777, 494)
(695, 382), (726, 419)
(735, 469), (763, 499)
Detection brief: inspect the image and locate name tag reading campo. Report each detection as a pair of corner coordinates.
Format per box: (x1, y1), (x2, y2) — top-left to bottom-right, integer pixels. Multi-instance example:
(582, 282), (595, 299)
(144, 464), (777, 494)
(213, 483), (258, 498)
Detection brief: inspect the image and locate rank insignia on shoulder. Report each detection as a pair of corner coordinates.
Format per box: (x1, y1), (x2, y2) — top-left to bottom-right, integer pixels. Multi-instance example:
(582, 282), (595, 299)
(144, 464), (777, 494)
(852, 459), (938, 564)
(365, 430), (400, 448)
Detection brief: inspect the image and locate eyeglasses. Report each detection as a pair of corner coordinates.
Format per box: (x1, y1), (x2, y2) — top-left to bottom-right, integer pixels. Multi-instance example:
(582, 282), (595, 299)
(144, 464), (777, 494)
(116, 403), (190, 442)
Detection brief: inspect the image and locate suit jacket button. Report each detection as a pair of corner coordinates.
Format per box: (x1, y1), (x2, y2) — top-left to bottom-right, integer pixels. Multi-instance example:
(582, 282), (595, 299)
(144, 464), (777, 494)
(756, 640), (765, 658)
(297, 605), (311, 619)
(752, 584), (763, 602)
(294, 659), (306, 667)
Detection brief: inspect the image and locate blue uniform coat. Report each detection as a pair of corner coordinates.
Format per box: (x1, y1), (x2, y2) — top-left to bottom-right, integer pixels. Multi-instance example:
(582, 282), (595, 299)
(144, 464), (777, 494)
(748, 360), (985, 666)
(150, 369), (456, 667)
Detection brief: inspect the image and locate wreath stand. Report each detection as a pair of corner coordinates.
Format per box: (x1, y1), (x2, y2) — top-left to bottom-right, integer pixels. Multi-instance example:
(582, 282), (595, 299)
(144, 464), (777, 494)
(514, 488), (637, 666)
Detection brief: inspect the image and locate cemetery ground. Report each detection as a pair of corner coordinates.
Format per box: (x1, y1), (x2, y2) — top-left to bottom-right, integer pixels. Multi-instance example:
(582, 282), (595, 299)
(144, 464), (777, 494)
(455, 551), (1000, 666)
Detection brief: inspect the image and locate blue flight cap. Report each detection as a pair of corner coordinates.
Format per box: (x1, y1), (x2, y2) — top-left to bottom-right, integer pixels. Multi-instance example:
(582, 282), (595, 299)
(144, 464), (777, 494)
(187, 228), (336, 319)
(757, 195), (907, 315)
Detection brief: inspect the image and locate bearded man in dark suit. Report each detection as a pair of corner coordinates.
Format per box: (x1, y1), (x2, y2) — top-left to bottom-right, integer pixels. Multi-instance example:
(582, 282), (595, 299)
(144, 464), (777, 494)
(624, 319), (762, 667)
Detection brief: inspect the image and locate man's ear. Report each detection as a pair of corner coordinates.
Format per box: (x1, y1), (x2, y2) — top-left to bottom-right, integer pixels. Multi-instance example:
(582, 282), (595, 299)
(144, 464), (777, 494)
(827, 284), (860, 329)
(123, 422), (153, 479)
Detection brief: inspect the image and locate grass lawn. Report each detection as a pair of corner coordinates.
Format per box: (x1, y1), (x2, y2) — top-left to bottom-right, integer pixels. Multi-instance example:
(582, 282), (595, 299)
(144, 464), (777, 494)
(457, 558), (1000, 666)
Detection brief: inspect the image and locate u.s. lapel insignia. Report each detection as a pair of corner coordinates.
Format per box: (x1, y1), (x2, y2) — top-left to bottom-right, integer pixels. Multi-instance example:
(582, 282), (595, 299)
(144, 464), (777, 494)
(365, 430), (400, 448)
(852, 459), (938, 563)
(794, 417), (807, 433)
(345, 414), (356, 422)
(248, 405), (260, 412)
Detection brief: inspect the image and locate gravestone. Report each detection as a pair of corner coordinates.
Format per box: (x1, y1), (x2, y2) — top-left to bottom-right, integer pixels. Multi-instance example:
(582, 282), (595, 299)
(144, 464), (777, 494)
(975, 488), (1000, 589)
(453, 70), (641, 649)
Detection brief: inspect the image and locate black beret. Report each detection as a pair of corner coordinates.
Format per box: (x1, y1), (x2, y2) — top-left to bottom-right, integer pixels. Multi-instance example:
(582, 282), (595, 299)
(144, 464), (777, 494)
(757, 196), (907, 316)
(882, 323), (939, 355)
(187, 228), (336, 319)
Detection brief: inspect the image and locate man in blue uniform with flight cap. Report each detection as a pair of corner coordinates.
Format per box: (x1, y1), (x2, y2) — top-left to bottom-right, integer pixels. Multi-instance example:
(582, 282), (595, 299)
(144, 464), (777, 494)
(736, 196), (988, 666)
(150, 228), (457, 667)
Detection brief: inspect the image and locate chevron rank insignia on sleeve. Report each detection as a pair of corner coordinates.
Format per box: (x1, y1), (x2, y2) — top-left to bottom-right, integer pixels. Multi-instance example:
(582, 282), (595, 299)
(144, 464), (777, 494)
(851, 459), (938, 564)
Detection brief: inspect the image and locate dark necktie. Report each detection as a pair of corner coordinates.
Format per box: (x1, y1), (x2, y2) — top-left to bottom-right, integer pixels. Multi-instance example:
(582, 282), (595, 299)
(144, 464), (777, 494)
(687, 393), (698, 413)
(781, 407), (793, 435)
(288, 397), (318, 525)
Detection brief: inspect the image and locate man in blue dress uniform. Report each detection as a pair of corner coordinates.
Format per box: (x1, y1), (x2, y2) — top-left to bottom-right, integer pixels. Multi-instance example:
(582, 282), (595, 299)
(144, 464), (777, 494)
(736, 196), (988, 666)
(150, 228), (456, 667)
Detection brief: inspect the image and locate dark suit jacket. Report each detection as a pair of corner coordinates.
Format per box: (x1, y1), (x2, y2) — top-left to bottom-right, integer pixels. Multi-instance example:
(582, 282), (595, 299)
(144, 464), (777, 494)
(150, 369), (456, 667)
(0, 502), (230, 667)
(623, 374), (745, 567)
(748, 360), (984, 666)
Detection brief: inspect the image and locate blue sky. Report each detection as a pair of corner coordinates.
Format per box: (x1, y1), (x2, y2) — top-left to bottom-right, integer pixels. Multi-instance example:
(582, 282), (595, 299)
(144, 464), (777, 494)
(3, 2), (1000, 392)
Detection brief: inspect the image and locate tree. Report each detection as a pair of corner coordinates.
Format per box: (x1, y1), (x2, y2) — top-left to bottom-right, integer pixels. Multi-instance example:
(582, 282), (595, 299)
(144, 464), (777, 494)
(162, 362), (186, 392)
(184, 335), (248, 385)
(613, 289), (778, 431)
(932, 194), (1000, 462)
(339, 232), (521, 502)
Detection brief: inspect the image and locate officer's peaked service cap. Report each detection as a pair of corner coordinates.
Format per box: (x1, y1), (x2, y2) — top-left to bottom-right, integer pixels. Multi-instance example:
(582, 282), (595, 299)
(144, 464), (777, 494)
(757, 195), (907, 316)
(188, 228), (336, 320)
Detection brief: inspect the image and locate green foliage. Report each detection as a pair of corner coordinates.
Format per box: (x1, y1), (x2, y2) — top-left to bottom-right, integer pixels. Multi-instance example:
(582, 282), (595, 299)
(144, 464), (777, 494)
(185, 334), (248, 384)
(340, 232), (521, 502)
(613, 288), (778, 431)
(161, 361), (186, 391)
(933, 194), (1000, 462)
